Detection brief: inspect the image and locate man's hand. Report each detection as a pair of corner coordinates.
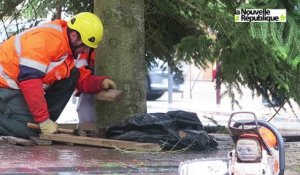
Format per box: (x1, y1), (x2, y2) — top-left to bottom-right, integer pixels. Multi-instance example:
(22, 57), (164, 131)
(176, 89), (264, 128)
(39, 119), (58, 134)
(101, 79), (117, 90)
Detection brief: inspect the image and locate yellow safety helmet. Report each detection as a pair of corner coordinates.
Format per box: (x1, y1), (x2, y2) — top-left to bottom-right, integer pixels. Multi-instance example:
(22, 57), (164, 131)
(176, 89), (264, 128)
(68, 12), (103, 48)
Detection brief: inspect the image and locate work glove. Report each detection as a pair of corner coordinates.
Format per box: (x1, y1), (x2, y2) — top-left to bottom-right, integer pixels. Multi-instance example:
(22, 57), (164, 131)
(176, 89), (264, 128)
(39, 119), (58, 134)
(101, 79), (117, 90)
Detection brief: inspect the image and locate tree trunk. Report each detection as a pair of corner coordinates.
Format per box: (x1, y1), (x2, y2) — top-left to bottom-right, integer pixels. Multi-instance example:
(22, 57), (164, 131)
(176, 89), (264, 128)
(94, 0), (146, 128)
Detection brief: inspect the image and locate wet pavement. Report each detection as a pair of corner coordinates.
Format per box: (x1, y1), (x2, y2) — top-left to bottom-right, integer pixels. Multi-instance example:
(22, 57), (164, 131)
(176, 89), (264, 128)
(1, 135), (300, 174)
(2, 81), (300, 174)
(0, 137), (229, 174)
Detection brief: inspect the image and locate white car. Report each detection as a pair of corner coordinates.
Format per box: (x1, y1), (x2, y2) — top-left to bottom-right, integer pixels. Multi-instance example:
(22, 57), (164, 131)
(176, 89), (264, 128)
(147, 64), (184, 100)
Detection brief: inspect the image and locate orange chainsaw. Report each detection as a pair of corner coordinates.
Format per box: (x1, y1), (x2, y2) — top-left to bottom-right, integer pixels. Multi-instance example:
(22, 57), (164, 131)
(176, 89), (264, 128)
(179, 111), (285, 175)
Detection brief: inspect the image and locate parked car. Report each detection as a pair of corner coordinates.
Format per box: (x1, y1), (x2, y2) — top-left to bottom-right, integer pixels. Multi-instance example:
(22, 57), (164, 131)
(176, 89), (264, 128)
(146, 64), (184, 101)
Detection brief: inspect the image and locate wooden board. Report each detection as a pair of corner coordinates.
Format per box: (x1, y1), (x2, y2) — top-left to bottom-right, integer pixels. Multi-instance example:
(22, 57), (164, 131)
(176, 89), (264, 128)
(40, 134), (162, 152)
(2, 136), (34, 146)
(95, 89), (124, 102)
(29, 136), (53, 146)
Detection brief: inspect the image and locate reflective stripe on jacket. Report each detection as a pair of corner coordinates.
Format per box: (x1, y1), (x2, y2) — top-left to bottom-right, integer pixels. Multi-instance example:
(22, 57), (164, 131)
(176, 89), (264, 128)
(75, 51), (96, 83)
(0, 19), (107, 123)
(0, 20), (74, 89)
(75, 53), (91, 82)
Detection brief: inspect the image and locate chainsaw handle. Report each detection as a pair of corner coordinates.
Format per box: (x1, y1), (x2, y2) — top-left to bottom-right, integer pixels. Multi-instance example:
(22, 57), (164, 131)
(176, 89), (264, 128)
(227, 112), (260, 137)
(230, 120), (285, 175)
(256, 121), (285, 175)
(228, 112), (258, 127)
(227, 112), (285, 175)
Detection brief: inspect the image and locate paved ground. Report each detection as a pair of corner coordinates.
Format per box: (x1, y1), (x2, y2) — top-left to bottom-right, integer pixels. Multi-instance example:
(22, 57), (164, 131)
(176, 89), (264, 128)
(0, 138), (230, 174)
(0, 134), (299, 174)
(2, 80), (300, 174)
(57, 80), (300, 174)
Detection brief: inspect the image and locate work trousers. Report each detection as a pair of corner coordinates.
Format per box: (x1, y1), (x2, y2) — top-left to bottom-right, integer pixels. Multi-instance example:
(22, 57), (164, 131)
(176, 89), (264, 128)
(77, 93), (96, 123)
(0, 68), (79, 138)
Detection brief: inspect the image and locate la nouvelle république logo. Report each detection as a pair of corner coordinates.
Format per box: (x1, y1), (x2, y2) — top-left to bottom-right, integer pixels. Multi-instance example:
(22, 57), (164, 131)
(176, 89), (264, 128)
(235, 9), (286, 22)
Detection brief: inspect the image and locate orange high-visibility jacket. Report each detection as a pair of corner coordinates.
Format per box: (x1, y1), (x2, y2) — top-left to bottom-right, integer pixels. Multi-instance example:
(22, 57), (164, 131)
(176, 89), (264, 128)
(0, 20), (75, 88)
(76, 50), (95, 74)
(0, 20), (106, 122)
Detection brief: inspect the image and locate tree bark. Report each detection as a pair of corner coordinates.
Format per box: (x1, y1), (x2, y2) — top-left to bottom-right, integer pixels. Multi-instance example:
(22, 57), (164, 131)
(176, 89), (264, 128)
(94, 0), (146, 128)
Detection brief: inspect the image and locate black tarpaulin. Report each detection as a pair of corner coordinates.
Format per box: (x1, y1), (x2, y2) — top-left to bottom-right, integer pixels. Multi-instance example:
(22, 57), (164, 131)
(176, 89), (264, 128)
(105, 110), (218, 151)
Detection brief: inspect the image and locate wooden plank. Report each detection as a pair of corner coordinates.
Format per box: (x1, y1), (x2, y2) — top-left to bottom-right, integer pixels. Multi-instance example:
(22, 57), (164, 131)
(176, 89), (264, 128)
(57, 123), (98, 137)
(29, 136), (53, 146)
(57, 123), (77, 129)
(28, 123), (96, 131)
(40, 134), (162, 152)
(95, 89), (124, 102)
(27, 123), (75, 134)
(2, 136), (34, 146)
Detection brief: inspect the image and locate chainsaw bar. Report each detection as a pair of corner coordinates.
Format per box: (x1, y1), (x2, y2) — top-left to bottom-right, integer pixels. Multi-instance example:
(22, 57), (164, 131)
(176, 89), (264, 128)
(179, 157), (230, 175)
